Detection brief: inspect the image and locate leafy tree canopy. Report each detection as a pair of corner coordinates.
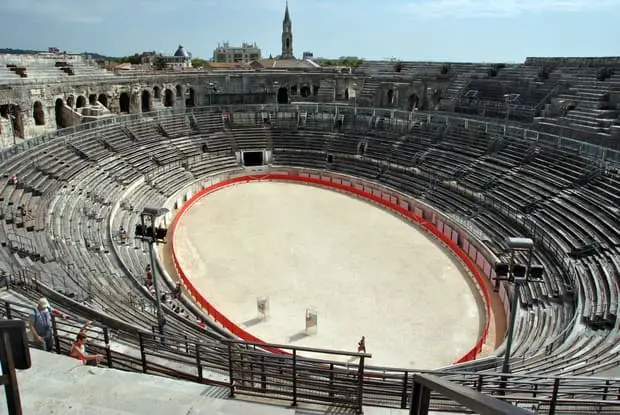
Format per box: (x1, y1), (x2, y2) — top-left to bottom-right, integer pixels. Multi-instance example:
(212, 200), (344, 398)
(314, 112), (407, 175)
(112, 54), (142, 65)
(191, 58), (208, 68)
(320, 56), (364, 68)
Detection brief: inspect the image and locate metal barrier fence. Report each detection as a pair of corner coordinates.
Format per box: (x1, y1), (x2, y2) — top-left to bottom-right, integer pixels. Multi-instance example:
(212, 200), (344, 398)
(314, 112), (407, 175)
(2, 104), (619, 167)
(1, 293), (619, 414)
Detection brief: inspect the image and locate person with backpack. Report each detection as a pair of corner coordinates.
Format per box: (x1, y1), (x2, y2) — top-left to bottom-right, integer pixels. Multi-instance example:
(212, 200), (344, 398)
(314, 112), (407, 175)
(29, 298), (67, 352)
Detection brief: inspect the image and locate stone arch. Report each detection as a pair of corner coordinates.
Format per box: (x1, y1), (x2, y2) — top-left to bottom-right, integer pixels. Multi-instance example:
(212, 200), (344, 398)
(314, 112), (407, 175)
(299, 86), (310, 98)
(141, 90), (153, 112)
(277, 87), (289, 104)
(98, 94), (108, 108)
(153, 86), (161, 99)
(185, 88), (195, 107)
(407, 93), (419, 111)
(76, 95), (87, 108)
(119, 92), (130, 113)
(55, 98), (68, 129)
(9, 105), (24, 138)
(387, 89), (394, 105)
(175, 85), (183, 98)
(33, 101), (45, 126)
(164, 89), (174, 107)
(66, 95), (75, 108)
(88, 94), (97, 105)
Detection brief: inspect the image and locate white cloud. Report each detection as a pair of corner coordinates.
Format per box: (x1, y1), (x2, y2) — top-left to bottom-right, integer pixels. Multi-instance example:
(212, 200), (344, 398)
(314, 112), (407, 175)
(402, 0), (620, 18)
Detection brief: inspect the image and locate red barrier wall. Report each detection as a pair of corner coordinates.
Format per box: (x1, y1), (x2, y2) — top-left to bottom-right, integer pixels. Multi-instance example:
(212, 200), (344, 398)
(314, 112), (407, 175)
(170, 173), (491, 363)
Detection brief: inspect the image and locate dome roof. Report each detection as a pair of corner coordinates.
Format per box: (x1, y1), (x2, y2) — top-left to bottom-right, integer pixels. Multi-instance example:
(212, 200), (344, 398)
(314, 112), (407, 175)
(174, 45), (189, 58)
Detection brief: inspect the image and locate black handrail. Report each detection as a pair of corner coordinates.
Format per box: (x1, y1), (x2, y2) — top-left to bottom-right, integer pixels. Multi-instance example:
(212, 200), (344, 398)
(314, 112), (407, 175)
(410, 373), (532, 415)
(1, 295), (619, 414)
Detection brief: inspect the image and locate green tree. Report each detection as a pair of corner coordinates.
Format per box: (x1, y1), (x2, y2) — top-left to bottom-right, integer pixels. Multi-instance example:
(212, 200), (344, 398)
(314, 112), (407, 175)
(320, 56), (364, 68)
(191, 58), (208, 68)
(112, 53), (142, 65)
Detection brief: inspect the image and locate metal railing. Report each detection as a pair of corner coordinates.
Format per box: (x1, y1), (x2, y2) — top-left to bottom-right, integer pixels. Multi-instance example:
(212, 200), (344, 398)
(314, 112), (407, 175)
(1, 291), (619, 414)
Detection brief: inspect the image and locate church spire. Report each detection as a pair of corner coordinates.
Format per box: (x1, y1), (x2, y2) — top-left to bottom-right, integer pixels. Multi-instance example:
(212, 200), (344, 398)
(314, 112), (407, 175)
(281, 1), (294, 59)
(284, 0), (291, 24)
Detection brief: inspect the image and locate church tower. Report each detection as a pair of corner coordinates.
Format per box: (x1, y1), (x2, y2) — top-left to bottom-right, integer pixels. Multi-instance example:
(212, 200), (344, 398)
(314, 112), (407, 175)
(281, 1), (294, 59)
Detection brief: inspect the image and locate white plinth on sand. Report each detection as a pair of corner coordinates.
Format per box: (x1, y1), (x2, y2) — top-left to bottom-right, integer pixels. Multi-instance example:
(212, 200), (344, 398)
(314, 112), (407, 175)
(174, 182), (482, 369)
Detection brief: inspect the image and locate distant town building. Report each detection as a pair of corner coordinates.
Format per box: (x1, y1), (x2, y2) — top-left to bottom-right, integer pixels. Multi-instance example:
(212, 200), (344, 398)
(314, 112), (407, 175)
(48, 47), (60, 54)
(213, 42), (261, 63)
(141, 45), (192, 70)
(303, 52), (314, 60)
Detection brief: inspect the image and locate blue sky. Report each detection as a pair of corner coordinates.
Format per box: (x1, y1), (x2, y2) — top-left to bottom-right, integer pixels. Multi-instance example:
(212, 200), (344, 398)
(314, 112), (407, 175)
(0, 0), (619, 62)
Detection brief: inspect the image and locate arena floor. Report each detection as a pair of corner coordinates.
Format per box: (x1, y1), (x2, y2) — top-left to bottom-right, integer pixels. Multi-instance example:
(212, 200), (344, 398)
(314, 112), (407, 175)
(172, 181), (482, 369)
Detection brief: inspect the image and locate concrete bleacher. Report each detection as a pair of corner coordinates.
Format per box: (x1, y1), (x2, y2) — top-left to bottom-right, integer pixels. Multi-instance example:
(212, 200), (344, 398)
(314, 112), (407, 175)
(0, 53), (114, 84)
(0, 105), (619, 412)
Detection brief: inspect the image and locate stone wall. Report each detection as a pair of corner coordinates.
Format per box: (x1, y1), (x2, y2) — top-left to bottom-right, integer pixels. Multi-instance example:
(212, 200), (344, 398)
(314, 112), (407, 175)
(0, 72), (369, 141)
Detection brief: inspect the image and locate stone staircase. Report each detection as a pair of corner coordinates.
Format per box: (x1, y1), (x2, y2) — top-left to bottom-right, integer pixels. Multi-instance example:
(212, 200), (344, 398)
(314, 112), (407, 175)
(317, 79), (336, 102)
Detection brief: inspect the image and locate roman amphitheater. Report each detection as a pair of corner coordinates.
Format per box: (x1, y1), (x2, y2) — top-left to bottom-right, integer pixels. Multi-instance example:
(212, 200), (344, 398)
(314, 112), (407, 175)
(0, 51), (619, 414)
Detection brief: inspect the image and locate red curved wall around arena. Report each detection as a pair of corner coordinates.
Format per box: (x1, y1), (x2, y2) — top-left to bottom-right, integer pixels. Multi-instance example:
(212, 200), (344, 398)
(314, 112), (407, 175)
(169, 173), (491, 363)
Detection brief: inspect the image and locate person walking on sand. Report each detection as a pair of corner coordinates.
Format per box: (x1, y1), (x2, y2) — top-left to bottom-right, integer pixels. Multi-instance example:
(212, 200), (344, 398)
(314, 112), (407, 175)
(357, 336), (366, 354)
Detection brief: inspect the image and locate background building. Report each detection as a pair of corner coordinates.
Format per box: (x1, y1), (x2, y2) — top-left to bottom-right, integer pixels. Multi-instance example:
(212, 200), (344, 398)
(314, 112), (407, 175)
(212, 42), (261, 63)
(141, 45), (192, 70)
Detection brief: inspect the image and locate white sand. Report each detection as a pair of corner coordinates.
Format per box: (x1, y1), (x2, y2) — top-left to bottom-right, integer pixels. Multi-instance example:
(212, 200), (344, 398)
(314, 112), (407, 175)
(173, 181), (481, 369)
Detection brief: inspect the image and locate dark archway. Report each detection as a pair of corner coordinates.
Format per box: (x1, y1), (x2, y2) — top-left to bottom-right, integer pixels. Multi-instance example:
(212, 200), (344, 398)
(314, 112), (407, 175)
(164, 89), (174, 107)
(119, 92), (130, 113)
(98, 94), (108, 108)
(33, 101), (45, 126)
(299, 86), (310, 98)
(153, 86), (161, 99)
(9, 105), (24, 138)
(66, 95), (75, 108)
(344, 88), (349, 100)
(277, 87), (289, 104)
(175, 85), (183, 98)
(141, 90), (153, 112)
(76, 96), (86, 108)
(55, 98), (67, 129)
(313, 85), (319, 96)
(407, 93), (419, 111)
(387, 89), (394, 105)
(88, 94), (97, 105)
(185, 88), (195, 107)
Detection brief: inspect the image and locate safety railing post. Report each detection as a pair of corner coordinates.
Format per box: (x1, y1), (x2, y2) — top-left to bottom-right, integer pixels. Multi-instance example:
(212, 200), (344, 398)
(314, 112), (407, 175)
(138, 332), (147, 373)
(103, 327), (112, 368)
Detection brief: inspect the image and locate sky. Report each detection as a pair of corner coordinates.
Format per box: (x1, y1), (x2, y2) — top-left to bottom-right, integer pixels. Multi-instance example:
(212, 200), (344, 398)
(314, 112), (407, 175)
(0, 0), (619, 62)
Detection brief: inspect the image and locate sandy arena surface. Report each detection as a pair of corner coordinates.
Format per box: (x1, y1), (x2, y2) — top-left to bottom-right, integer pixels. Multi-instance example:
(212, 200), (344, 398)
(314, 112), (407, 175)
(173, 181), (482, 369)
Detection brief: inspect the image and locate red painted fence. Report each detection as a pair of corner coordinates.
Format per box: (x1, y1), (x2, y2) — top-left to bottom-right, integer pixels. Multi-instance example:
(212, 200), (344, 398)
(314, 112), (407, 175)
(169, 173), (491, 363)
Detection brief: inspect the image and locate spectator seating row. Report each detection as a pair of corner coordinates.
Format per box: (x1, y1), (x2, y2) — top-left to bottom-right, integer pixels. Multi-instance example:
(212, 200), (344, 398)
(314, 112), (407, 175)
(0, 108), (618, 380)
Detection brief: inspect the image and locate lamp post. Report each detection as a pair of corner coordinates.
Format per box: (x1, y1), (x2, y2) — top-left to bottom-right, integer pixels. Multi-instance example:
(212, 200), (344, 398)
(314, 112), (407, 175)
(493, 237), (544, 375)
(135, 206), (170, 332)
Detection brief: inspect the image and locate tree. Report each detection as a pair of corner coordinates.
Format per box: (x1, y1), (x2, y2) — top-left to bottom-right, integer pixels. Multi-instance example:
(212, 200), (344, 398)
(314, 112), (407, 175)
(112, 53), (142, 65)
(191, 58), (208, 68)
(320, 56), (364, 68)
